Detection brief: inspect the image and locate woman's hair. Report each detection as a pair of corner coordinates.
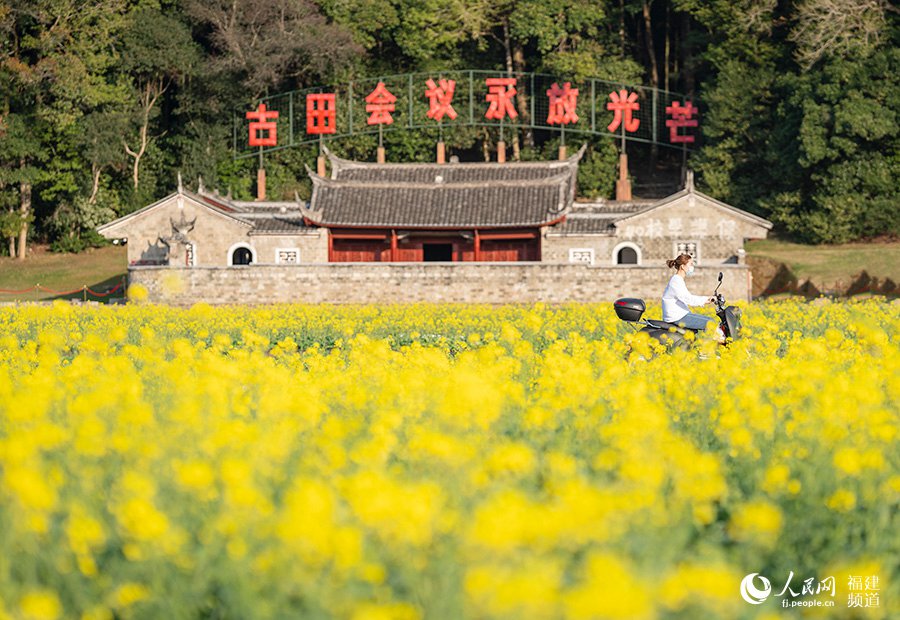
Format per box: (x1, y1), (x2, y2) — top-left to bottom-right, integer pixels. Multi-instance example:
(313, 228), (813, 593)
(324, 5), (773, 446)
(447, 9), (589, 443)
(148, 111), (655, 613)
(666, 253), (693, 269)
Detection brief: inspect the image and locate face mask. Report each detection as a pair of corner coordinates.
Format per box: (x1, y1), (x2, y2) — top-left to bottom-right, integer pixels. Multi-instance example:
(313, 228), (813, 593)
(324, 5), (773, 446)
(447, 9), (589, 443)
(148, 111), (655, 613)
(686, 265), (695, 276)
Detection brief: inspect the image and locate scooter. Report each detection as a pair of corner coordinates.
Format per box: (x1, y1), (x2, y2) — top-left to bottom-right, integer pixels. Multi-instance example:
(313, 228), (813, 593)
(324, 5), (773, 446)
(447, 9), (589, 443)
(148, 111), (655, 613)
(613, 272), (742, 350)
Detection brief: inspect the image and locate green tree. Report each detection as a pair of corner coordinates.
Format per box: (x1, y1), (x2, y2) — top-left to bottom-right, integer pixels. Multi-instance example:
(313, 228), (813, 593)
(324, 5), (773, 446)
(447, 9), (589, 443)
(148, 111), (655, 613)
(764, 48), (900, 242)
(120, 9), (200, 202)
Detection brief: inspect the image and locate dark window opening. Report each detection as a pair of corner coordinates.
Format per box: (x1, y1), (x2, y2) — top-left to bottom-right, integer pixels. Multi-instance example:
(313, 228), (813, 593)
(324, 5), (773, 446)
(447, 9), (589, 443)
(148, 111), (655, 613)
(423, 243), (453, 262)
(232, 247), (253, 265)
(617, 246), (638, 264)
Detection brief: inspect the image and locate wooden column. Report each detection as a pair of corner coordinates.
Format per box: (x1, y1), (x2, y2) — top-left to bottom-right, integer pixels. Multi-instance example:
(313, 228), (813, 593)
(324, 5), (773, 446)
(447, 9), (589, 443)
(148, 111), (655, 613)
(256, 168), (266, 201)
(615, 152), (632, 201)
(317, 155), (326, 177)
(391, 229), (398, 262)
(377, 146), (386, 163)
(327, 230), (333, 262)
(474, 229), (481, 261)
(436, 141), (446, 164)
(497, 140), (506, 163)
(558, 145), (568, 161)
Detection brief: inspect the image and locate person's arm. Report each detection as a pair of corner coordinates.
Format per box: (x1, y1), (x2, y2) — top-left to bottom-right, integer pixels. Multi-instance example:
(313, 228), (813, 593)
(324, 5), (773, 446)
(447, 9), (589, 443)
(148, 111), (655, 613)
(671, 276), (710, 307)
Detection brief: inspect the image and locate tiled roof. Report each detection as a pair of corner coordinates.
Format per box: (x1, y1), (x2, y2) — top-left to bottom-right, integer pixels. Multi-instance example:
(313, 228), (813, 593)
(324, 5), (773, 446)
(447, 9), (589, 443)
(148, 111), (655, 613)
(546, 216), (618, 235)
(328, 147), (581, 189)
(245, 216), (314, 234)
(305, 148), (584, 229)
(305, 176), (570, 228)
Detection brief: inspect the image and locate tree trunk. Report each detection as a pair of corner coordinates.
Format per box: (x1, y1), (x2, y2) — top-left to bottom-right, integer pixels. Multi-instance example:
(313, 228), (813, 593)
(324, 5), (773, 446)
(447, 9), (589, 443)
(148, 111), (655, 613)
(17, 162), (30, 261)
(682, 12), (695, 97)
(124, 77), (167, 193)
(643, 1), (659, 88)
(512, 41), (534, 149)
(89, 163), (101, 204)
(643, 1), (659, 167)
(8, 236), (14, 259)
(502, 19), (521, 161)
(664, 1), (670, 93)
(618, 0), (626, 57)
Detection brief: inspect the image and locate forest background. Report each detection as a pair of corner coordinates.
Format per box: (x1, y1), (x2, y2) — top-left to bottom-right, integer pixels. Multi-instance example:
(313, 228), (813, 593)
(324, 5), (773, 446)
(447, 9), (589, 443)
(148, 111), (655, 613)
(0, 0), (897, 259)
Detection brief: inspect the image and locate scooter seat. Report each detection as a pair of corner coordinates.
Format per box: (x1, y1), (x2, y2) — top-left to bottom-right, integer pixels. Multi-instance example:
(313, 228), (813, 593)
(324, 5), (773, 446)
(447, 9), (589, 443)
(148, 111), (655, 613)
(645, 319), (686, 331)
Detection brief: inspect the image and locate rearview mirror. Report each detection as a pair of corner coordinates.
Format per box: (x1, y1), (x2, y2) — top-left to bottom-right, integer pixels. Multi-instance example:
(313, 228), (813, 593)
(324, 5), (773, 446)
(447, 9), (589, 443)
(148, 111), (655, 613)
(718, 272), (724, 282)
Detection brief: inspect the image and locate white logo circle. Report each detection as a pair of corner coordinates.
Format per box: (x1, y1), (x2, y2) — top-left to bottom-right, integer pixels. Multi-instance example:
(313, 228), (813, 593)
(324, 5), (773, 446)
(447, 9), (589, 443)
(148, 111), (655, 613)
(740, 573), (772, 605)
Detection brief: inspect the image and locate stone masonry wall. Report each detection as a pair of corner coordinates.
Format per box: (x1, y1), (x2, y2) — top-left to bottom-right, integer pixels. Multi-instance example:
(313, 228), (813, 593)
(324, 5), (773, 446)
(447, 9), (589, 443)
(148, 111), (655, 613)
(129, 263), (753, 306)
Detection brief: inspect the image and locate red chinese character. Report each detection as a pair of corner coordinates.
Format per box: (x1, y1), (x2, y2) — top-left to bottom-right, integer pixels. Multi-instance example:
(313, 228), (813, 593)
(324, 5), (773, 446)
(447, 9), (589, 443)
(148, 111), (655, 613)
(666, 100), (698, 143)
(547, 82), (579, 125)
(425, 78), (458, 121)
(485, 77), (518, 120)
(607, 89), (640, 133)
(365, 82), (396, 126)
(306, 94), (336, 135)
(246, 103), (279, 147)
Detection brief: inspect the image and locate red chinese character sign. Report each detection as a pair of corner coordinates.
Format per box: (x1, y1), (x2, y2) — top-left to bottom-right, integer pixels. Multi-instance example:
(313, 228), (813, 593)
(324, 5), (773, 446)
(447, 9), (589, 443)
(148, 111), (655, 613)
(666, 101), (698, 143)
(547, 82), (579, 125)
(307, 94), (336, 135)
(236, 71), (702, 160)
(425, 79), (457, 121)
(246, 103), (279, 147)
(366, 82), (396, 125)
(607, 89), (640, 133)
(485, 78), (518, 120)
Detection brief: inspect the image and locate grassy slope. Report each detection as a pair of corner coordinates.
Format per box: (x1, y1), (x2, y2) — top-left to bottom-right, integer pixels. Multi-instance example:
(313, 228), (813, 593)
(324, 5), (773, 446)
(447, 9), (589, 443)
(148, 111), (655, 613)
(745, 238), (900, 292)
(0, 245), (127, 302)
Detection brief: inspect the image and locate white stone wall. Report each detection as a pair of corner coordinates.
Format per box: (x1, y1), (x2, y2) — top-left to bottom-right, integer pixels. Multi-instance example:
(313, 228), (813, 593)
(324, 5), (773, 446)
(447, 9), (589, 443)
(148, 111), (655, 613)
(543, 194), (769, 267)
(247, 232), (328, 264)
(129, 263), (753, 306)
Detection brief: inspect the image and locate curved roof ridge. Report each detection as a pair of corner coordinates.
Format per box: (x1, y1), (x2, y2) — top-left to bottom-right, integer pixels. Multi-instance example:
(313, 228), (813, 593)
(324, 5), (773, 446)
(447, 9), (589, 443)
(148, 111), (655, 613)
(308, 169), (573, 190)
(323, 143), (586, 177)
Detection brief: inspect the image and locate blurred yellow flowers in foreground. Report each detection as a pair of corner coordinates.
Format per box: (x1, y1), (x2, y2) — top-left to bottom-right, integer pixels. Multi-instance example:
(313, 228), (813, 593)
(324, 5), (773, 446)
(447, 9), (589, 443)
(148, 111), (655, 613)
(0, 298), (897, 619)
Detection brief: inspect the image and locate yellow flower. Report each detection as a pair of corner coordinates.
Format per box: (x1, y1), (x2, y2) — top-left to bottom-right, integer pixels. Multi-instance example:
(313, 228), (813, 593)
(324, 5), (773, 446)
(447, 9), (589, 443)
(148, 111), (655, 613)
(108, 583), (150, 609)
(728, 500), (783, 544)
(826, 489), (857, 512)
(563, 553), (653, 620)
(350, 602), (420, 620)
(18, 591), (61, 620)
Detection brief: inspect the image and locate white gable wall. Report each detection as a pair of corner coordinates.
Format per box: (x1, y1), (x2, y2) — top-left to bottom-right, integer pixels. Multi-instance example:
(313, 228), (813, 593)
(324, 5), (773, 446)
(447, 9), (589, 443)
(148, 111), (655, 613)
(609, 194), (770, 264)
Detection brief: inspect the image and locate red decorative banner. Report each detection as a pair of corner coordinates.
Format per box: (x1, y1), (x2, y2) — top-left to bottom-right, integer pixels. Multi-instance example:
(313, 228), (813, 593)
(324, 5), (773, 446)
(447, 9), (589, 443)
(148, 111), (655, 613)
(307, 93), (336, 135)
(547, 82), (579, 125)
(366, 82), (397, 126)
(666, 101), (698, 143)
(425, 79), (458, 121)
(485, 78), (518, 120)
(607, 89), (640, 133)
(246, 103), (279, 147)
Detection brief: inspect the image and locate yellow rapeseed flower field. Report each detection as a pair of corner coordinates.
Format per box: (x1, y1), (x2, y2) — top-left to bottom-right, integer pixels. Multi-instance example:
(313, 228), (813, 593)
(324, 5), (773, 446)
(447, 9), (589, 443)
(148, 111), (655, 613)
(0, 299), (897, 619)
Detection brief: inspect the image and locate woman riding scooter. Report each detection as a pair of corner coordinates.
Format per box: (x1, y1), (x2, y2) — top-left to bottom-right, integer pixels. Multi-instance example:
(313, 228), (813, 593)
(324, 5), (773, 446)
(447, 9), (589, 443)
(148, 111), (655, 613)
(662, 254), (716, 331)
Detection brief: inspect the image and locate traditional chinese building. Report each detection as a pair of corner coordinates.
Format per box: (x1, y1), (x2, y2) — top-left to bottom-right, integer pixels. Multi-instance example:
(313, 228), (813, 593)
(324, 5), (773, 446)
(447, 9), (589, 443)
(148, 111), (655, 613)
(98, 154), (771, 304)
(295, 147), (581, 262)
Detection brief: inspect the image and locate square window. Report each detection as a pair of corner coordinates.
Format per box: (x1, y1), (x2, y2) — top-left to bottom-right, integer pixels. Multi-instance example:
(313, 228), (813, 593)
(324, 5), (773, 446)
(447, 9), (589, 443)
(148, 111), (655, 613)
(674, 241), (700, 264)
(276, 248), (299, 264)
(569, 248), (594, 264)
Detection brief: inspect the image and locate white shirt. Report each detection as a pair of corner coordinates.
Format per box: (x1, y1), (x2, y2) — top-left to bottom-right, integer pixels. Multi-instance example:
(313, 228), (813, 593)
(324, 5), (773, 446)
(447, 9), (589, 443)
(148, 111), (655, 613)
(662, 274), (708, 322)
